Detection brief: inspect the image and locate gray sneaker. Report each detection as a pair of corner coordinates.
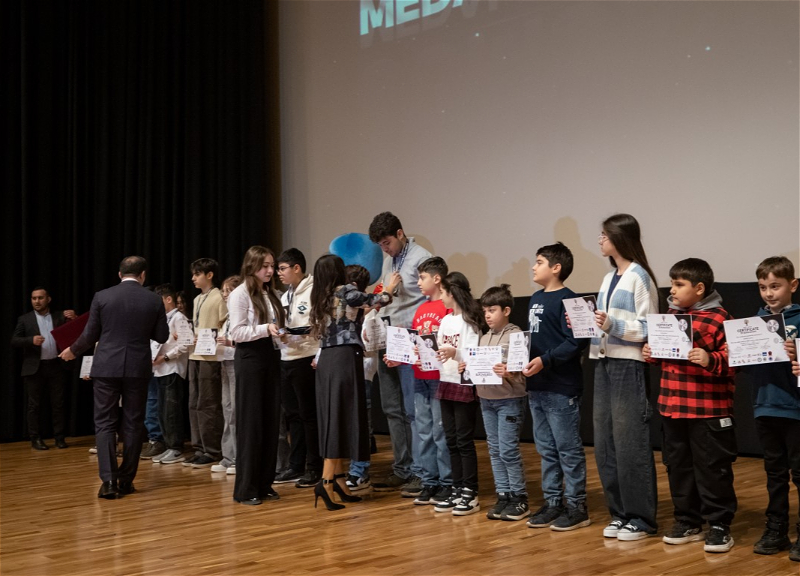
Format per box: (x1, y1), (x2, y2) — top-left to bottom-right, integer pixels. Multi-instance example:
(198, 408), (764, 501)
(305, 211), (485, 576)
(400, 476), (423, 498)
(159, 449), (185, 465)
(373, 473), (410, 492)
(151, 449), (172, 463)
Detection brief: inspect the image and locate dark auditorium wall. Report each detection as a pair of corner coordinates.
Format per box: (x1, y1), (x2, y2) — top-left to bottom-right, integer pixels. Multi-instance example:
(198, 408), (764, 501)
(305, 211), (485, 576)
(3, 0), (281, 441)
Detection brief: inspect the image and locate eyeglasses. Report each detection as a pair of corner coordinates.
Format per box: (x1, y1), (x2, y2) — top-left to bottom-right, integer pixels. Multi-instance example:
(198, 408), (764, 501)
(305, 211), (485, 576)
(598, 233), (608, 243)
(277, 265), (292, 272)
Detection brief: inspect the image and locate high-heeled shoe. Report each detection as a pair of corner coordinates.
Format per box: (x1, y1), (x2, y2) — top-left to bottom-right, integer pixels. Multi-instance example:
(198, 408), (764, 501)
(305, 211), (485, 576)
(314, 479), (345, 510)
(333, 473), (361, 502)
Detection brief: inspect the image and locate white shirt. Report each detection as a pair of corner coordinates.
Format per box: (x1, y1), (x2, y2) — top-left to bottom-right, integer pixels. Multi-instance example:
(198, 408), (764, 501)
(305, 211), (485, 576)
(228, 283), (276, 343)
(152, 309), (191, 378)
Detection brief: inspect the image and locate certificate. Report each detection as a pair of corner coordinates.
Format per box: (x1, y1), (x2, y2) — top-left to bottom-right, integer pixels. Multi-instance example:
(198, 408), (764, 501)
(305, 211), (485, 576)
(150, 340), (163, 361)
(506, 331), (530, 372)
(385, 326), (418, 364)
(796, 338), (800, 388)
(724, 314), (790, 367)
(80, 356), (93, 378)
(364, 315), (390, 352)
(646, 314), (693, 360)
(416, 334), (442, 372)
(175, 322), (195, 347)
(461, 346), (503, 385)
(194, 328), (219, 356)
(563, 296), (599, 338)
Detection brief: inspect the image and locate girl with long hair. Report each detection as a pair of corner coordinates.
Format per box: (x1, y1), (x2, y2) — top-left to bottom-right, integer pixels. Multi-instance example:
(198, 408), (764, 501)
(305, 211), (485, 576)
(590, 214), (660, 539)
(431, 272), (486, 516)
(227, 246), (285, 505)
(309, 254), (391, 510)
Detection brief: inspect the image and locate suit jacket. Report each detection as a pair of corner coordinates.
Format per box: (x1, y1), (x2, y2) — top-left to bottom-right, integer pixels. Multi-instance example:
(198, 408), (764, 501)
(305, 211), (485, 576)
(71, 280), (169, 379)
(11, 310), (68, 377)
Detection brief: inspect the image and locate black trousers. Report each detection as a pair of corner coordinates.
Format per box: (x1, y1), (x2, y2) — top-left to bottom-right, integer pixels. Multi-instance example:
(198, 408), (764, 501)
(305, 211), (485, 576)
(25, 359), (66, 439)
(440, 398), (479, 491)
(233, 340), (281, 501)
(755, 415), (800, 529)
(661, 416), (738, 527)
(157, 373), (185, 450)
(93, 376), (148, 484)
(281, 357), (322, 473)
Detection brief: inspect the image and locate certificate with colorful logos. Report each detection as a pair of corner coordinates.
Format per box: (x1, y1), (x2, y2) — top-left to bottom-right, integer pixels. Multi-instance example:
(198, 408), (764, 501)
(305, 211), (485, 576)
(364, 315), (390, 352)
(647, 314), (693, 360)
(724, 314), (789, 367)
(461, 346), (503, 385)
(175, 321), (195, 347)
(385, 326), (418, 364)
(194, 328), (218, 356)
(563, 296), (599, 338)
(506, 331), (530, 372)
(416, 334), (442, 372)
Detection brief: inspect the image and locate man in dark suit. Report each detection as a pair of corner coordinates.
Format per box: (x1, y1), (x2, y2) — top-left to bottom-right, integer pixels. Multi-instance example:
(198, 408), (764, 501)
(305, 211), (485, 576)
(60, 256), (169, 499)
(11, 288), (76, 450)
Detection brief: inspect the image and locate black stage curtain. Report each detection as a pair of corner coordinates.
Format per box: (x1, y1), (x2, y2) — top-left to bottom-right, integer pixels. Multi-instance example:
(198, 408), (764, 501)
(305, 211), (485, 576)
(3, 0), (281, 441)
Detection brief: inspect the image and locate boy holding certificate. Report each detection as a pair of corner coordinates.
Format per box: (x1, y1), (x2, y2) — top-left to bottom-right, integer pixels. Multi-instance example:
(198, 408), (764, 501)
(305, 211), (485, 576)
(746, 256), (800, 560)
(475, 285), (528, 521)
(523, 242), (590, 531)
(642, 258), (737, 553)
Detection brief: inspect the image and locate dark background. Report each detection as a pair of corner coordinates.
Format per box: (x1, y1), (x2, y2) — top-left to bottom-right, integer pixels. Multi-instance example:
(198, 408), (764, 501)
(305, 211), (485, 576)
(4, 0), (282, 441)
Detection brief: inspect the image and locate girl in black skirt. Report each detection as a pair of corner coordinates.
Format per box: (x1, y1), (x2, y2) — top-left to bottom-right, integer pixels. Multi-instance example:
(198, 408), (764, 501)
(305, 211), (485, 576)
(309, 254), (391, 510)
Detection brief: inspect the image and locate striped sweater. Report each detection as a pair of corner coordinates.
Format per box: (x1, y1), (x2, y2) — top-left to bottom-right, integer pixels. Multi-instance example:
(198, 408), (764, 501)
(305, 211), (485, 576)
(589, 262), (659, 362)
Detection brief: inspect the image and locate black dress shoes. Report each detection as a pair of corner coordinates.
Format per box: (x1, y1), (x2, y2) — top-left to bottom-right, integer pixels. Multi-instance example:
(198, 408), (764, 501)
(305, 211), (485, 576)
(98, 481), (119, 499)
(261, 490), (280, 501)
(55, 438), (68, 449)
(234, 497), (262, 506)
(31, 438), (48, 450)
(118, 481), (136, 495)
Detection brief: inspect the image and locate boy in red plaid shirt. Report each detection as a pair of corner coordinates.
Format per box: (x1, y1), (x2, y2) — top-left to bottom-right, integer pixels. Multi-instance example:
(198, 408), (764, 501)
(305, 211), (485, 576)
(643, 258), (737, 553)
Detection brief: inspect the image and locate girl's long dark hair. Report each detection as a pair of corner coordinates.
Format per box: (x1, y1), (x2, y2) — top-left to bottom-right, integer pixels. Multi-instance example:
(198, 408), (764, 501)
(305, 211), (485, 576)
(602, 213), (658, 287)
(240, 246), (285, 326)
(440, 272), (485, 334)
(309, 254), (346, 339)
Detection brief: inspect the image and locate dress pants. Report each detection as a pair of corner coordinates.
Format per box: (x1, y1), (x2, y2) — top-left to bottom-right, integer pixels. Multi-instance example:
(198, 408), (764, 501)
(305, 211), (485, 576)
(233, 340), (281, 501)
(25, 359), (66, 439)
(93, 376), (148, 483)
(188, 360), (223, 459)
(281, 357), (322, 473)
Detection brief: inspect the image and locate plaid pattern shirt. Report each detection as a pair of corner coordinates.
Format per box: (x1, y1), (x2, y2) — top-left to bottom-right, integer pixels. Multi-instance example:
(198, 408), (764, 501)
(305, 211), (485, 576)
(653, 306), (736, 418)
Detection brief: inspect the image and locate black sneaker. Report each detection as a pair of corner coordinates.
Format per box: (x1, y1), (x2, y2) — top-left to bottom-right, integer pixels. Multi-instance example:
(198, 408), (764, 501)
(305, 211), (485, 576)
(500, 493), (530, 521)
(295, 470), (320, 488)
(432, 485), (452, 502)
(400, 476), (424, 498)
(346, 475), (372, 493)
(274, 468), (303, 484)
(191, 454), (215, 468)
(414, 485), (437, 505)
(181, 453), (201, 467)
(550, 502), (591, 531)
(753, 525), (790, 555)
(433, 487), (462, 513)
(790, 535), (800, 562)
(487, 492), (510, 520)
(452, 488), (480, 516)
(662, 522), (704, 545)
(704, 524), (734, 553)
(527, 503), (564, 528)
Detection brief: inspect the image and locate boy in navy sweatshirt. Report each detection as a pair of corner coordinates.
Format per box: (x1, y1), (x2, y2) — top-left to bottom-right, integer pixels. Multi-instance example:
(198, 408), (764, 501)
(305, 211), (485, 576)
(523, 242), (589, 531)
(747, 256), (800, 561)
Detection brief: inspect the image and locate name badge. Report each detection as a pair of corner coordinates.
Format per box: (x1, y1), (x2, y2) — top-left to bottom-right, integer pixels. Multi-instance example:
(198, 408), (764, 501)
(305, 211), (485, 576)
(719, 417), (733, 428)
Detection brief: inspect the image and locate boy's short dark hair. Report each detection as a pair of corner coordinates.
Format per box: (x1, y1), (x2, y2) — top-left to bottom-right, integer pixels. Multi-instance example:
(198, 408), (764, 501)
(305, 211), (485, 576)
(190, 258), (220, 286)
(418, 256), (448, 278)
(669, 258), (714, 295)
(154, 283), (176, 301)
(480, 284), (514, 310)
(277, 248), (306, 273)
(536, 242), (573, 281)
(119, 255), (147, 277)
(756, 256), (796, 282)
(368, 212), (403, 243)
(345, 264), (371, 292)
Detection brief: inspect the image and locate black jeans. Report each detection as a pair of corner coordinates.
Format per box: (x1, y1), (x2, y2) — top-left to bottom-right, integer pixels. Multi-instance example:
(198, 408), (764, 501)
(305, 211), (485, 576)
(440, 398), (478, 491)
(25, 359), (66, 439)
(755, 415), (800, 529)
(661, 416), (738, 527)
(157, 373), (185, 450)
(281, 357), (322, 473)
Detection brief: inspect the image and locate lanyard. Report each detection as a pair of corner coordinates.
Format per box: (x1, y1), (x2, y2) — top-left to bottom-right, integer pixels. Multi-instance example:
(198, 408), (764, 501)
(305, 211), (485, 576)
(194, 290), (212, 327)
(392, 241), (410, 273)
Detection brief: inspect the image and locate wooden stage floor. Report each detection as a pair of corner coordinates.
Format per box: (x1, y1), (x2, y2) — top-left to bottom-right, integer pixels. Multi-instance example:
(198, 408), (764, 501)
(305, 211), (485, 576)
(1, 435), (798, 576)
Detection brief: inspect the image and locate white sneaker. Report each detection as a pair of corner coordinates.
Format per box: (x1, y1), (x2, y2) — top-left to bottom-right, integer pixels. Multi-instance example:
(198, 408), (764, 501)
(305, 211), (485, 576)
(211, 463), (228, 473)
(603, 520), (624, 538)
(88, 446), (98, 454)
(159, 449), (185, 465)
(151, 449), (172, 463)
(226, 465), (236, 475)
(452, 488), (480, 516)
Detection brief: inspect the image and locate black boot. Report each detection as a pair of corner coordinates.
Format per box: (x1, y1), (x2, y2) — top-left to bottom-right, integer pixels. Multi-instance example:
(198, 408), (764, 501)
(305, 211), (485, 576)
(753, 521), (790, 555)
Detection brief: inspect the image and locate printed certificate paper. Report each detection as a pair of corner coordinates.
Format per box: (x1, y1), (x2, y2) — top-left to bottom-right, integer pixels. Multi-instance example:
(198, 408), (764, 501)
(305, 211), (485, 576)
(506, 331), (530, 372)
(151, 340), (163, 361)
(80, 356), (93, 378)
(647, 314), (693, 360)
(724, 314), (789, 367)
(385, 326), (418, 364)
(416, 334), (442, 372)
(363, 315), (390, 352)
(461, 346), (503, 385)
(175, 322), (195, 347)
(563, 296), (599, 338)
(195, 328), (218, 356)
